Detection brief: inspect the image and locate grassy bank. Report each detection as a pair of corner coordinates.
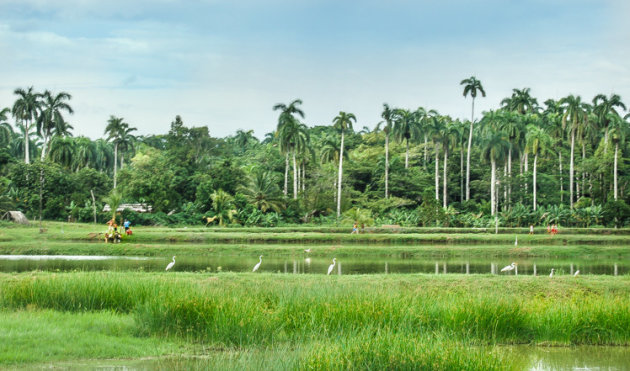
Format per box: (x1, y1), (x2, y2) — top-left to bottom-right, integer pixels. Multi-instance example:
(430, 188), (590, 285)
(2, 272), (629, 346)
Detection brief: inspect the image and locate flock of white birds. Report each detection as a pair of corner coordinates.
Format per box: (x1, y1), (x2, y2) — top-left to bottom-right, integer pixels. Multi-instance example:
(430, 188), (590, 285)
(164, 237), (580, 277)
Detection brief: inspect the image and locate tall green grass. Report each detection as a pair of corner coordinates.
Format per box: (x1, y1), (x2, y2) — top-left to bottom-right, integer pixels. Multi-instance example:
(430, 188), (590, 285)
(1, 273), (628, 347)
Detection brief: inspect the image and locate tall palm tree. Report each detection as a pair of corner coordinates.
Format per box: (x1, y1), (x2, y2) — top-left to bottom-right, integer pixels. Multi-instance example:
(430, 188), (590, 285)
(273, 99), (305, 197)
(104, 116), (136, 188)
(525, 122), (552, 210)
(426, 114), (444, 201)
(610, 114), (629, 200)
(381, 103), (395, 199)
(117, 126), (137, 171)
(36, 90), (73, 160)
(461, 76), (486, 201)
(593, 94), (626, 152)
(73, 136), (97, 170)
(12, 87), (42, 164)
(544, 99), (566, 203)
(332, 111), (356, 218)
(93, 139), (114, 172)
(277, 118), (309, 199)
(439, 118), (457, 209)
(392, 108), (420, 169)
(49, 136), (76, 169)
(480, 110), (510, 216)
(560, 95), (588, 209)
(501, 88), (539, 115)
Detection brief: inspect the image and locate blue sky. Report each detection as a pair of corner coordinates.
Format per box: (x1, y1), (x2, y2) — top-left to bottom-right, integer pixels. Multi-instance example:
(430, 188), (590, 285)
(1, 0), (628, 139)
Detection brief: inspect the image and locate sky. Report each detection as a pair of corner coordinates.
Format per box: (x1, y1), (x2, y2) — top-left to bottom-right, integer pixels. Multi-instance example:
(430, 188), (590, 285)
(1, 0), (629, 140)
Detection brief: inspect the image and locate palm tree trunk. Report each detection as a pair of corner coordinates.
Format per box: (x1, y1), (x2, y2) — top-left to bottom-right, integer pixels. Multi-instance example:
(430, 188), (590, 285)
(466, 120), (474, 201)
(385, 133), (389, 199)
(435, 143), (440, 201)
(524, 152), (528, 196)
(491, 159), (496, 216)
(507, 149), (512, 208)
(302, 162), (306, 193)
(284, 154), (288, 197)
(424, 134), (428, 171)
(533, 152), (538, 211)
(113, 143), (118, 189)
(292, 151), (298, 200)
(559, 151), (563, 203)
(296, 162), (300, 193)
(443, 144), (448, 209)
(582, 142), (586, 197)
(24, 120), (30, 164)
(337, 131), (345, 218)
(405, 139), (409, 169)
(614, 142), (619, 200)
(460, 141), (464, 202)
(570, 128), (575, 209)
(40, 133), (49, 161)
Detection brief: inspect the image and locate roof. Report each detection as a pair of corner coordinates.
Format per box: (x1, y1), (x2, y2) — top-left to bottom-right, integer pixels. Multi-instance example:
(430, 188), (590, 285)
(103, 203), (153, 213)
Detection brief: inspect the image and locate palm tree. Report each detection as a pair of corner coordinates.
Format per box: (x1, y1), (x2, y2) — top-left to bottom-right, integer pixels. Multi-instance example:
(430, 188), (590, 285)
(392, 108), (420, 169)
(12, 87), (42, 164)
(461, 76), (486, 201)
(36, 90), (73, 160)
(525, 122), (552, 210)
(381, 103), (395, 199)
(426, 114), (444, 201)
(210, 189), (237, 226)
(593, 94), (626, 152)
(439, 118), (457, 209)
(104, 116), (136, 188)
(0, 108), (12, 148)
(610, 114), (629, 200)
(480, 110), (510, 216)
(277, 117), (309, 199)
(560, 95), (588, 209)
(332, 111), (356, 218)
(93, 139), (114, 172)
(49, 136), (76, 169)
(117, 126), (137, 171)
(501, 88), (539, 115)
(73, 137), (97, 170)
(544, 99), (566, 203)
(273, 99), (305, 197)
(238, 170), (284, 212)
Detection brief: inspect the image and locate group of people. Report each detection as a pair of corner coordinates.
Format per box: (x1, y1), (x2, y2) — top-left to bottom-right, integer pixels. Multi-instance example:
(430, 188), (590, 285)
(547, 224), (559, 235)
(104, 219), (132, 243)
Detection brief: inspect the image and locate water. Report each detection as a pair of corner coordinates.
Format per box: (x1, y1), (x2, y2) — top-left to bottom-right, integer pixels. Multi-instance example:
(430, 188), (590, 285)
(0, 254), (627, 276)
(13, 346), (630, 370)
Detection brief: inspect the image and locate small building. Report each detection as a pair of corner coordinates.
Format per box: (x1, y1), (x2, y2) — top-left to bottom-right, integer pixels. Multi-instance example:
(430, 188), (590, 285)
(2, 211), (30, 225)
(103, 203), (153, 213)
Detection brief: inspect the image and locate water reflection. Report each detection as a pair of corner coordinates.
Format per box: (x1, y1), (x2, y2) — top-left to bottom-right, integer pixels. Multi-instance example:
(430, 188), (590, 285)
(0, 254), (627, 276)
(507, 345), (630, 370)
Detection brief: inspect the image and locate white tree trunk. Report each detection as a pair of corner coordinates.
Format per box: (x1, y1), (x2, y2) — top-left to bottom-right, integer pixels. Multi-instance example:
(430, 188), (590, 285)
(533, 152), (538, 211)
(570, 129), (575, 209)
(466, 119), (474, 201)
(559, 151), (563, 203)
(24, 120), (31, 164)
(507, 149), (512, 208)
(296, 162), (300, 193)
(424, 134), (428, 170)
(524, 152), (528, 196)
(302, 162), (306, 192)
(40, 133), (49, 161)
(460, 142), (464, 202)
(435, 143), (440, 201)
(614, 142), (619, 200)
(491, 159), (496, 216)
(337, 131), (345, 217)
(443, 145), (448, 209)
(113, 143), (118, 189)
(284, 154), (288, 197)
(405, 139), (409, 169)
(385, 133), (389, 199)
(292, 151), (298, 200)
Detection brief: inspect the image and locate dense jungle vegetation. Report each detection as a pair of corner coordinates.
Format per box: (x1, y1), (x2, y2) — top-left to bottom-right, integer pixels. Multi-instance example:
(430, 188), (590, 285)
(1, 78), (629, 228)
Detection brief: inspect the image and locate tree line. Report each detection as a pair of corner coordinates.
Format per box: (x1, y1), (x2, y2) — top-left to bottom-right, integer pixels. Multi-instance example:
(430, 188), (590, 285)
(1, 79), (629, 227)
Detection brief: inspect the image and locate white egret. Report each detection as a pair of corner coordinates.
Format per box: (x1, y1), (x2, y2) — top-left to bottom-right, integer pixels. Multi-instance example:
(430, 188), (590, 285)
(327, 258), (336, 275)
(304, 249), (312, 253)
(252, 255), (263, 272)
(500, 262), (517, 273)
(549, 268), (555, 277)
(574, 270), (580, 277)
(165, 256), (176, 271)
(514, 236), (518, 246)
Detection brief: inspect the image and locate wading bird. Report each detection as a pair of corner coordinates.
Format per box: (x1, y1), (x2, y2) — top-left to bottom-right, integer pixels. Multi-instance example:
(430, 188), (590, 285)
(514, 236), (518, 246)
(574, 270), (580, 277)
(165, 256), (176, 271)
(304, 248), (311, 253)
(549, 268), (555, 277)
(252, 255), (263, 272)
(500, 262), (517, 273)
(327, 258), (336, 275)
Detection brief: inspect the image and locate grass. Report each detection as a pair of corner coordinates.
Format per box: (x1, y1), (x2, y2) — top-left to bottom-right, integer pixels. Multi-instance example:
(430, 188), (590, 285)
(3, 222), (630, 247)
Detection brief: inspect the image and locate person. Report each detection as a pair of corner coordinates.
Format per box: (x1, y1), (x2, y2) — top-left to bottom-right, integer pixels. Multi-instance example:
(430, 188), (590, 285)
(529, 225), (534, 235)
(547, 225), (551, 234)
(124, 219), (131, 235)
(351, 222), (359, 234)
(551, 224), (558, 235)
